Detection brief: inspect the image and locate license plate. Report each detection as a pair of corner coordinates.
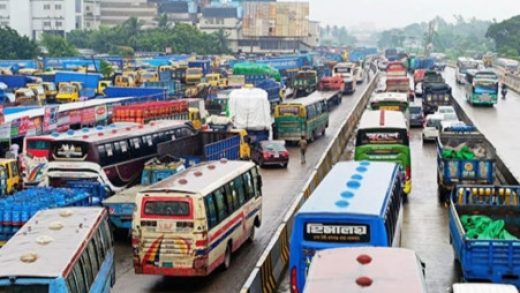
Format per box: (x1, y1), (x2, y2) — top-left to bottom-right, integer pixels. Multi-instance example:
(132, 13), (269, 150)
(274, 153), (280, 158)
(156, 221), (176, 233)
(481, 94), (490, 101)
(381, 106), (400, 111)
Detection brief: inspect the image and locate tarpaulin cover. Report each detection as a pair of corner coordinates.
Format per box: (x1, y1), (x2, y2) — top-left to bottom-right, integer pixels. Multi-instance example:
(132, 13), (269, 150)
(461, 215), (518, 240)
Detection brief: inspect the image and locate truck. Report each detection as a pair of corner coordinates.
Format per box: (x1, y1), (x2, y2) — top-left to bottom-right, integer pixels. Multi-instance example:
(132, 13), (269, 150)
(227, 87), (272, 144)
(256, 78), (283, 105)
(102, 156), (186, 229)
(449, 185), (520, 286)
(436, 126), (496, 202)
(292, 69), (318, 98)
(188, 60), (211, 76)
(186, 67), (204, 85)
(54, 72), (104, 99)
(422, 70), (452, 114)
(317, 76), (344, 108)
(112, 100), (189, 124)
(0, 83), (14, 104)
(0, 75), (37, 90)
(103, 86), (167, 100)
(142, 80), (182, 98)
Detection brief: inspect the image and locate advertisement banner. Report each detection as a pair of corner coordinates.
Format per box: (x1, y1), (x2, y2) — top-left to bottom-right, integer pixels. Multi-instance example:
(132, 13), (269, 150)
(81, 107), (96, 124)
(0, 122), (10, 141)
(95, 105), (107, 122)
(66, 110), (80, 125)
(44, 105), (59, 132)
(18, 116), (31, 136)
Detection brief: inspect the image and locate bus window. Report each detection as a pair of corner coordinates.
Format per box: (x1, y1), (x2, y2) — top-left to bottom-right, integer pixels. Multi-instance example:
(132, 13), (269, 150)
(213, 189), (228, 222)
(204, 194), (218, 229)
(144, 200), (190, 217)
(97, 144), (107, 166)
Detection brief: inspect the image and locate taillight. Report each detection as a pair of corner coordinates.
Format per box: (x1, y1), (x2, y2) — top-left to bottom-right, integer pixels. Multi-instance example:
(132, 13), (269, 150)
(263, 151), (271, 159)
(290, 267), (299, 293)
(281, 151), (289, 157)
(193, 256), (208, 270)
(406, 166), (411, 181)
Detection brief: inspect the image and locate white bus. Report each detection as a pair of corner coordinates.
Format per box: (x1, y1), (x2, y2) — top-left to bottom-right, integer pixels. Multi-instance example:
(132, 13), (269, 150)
(0, 207), (114, 293)
(132, 160), (262, 276)
(456, 57), (479, 84)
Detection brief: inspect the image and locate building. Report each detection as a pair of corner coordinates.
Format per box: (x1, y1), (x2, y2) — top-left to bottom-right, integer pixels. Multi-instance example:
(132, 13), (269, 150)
(198, 6), (241, 52)
(157, 1), (198, 25)
(100, 0), (157, 28)
(0, 0), (101, 39)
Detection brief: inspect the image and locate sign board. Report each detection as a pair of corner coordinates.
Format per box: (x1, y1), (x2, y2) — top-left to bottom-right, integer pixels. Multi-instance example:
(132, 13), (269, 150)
(304, 223), (370, 243)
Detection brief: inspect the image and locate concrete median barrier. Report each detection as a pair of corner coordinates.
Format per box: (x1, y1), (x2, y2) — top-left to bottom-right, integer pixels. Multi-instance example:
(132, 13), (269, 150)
(241, 72), (380, 293)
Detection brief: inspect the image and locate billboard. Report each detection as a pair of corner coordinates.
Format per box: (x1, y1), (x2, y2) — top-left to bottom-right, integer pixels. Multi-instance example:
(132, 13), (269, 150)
(243, 2), (309, 37)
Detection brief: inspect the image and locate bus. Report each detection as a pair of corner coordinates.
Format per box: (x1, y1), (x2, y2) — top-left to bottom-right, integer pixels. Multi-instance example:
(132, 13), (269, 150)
(132, 160), (262, 276)
(494, 57), (519, 74)
(289, 161), (403, 293)
(465, 70), (499, 106)
(274, 95), (329, 142)
(44, 120), (197, 193)
(0, 207), (115, 292)
(369, 92), (410, 121)
(304, 247), (427, 293)
(456, 57), (479, 84)
(22, 123), (138, 186)
(354, 110), (411, 194)
(332, 62), (356, 94)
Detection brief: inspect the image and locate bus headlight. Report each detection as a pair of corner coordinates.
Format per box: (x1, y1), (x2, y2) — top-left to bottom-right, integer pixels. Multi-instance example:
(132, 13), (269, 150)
(444, 95), (449, 101)
(427, 95), (432, 101)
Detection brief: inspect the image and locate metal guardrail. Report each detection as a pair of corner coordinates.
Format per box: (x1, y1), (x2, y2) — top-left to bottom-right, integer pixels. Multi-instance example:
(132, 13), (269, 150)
(241, 71), (380, 293)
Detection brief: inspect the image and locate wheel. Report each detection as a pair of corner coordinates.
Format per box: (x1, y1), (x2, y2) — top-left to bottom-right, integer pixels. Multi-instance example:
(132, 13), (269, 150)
(248, 227), (255, 242)
(223, 244), (232, 270)
(281, 162), (288, 168)
(321, 128), (326, 136)
(258, 159), (264, 168)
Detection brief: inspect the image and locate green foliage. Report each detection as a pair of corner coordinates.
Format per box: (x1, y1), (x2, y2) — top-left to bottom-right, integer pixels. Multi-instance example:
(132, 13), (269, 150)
(486, 15), (520, 59)
(99, 60), (114, 79)
(67, 18), (231, 54)
(376, 16), (495, 57)
(40, 33), (79, 57)
(0, 27), (39, 59)
(320, 25), (357, 46)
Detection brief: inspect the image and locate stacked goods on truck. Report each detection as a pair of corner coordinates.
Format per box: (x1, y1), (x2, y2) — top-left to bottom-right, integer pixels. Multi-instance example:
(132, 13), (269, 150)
(436, 126), (496, 202)
(256, 78), (283, 104)
(422, 70), (452, 114)
(449, 185), (520, 286)
(112, 100), (189, 123)
(102, 156), (186, 229)
(385, 62), (412, 99)
(228, 87), (272, 143)
(0, 187), (93, 246)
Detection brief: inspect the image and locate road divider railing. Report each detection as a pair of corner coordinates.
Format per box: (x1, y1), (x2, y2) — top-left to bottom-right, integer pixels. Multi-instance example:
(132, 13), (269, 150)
(450, 92), (519, 186)
(241, 72), (380, 293)
(503, 72), (520, 94)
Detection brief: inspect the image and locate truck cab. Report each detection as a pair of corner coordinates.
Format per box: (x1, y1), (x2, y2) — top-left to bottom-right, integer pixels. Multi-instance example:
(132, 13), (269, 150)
(14, 88), (41, 106)
(186, 68), (204, 85)
(40, 82), (57, 102)
(56, 82), (81, 103)
(206, 73), (228, 89)
(26, 83), (46, 104)
(0, 158), (22, 195)
(97, 80), (111, 96)
(114, 74), (136, 87)
(292, 69), (318, 98)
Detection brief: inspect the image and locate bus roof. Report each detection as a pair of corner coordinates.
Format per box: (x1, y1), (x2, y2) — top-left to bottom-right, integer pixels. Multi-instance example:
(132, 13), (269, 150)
(305, 247), (425, 293)
(358, 110), (407, 130)
(54, 119), (190, 143)
(370, 92), (408, 104)
(297, 161), (399, 216)
(141, 160), (256, 196)
(25, 122), (138, 142)
(0, 207), (105, 278)
(281, 94), (325, 107)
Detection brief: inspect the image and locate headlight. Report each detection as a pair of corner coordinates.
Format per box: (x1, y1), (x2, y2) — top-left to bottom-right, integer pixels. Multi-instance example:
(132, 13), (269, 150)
(444, 95), (449, 101)
(427, 95), (432, 101)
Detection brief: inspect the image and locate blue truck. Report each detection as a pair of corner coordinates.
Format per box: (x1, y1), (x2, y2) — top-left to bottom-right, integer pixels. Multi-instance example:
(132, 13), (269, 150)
(142, 80), (183, 98)
(449, 185), (520, 286)
(188, 60), (211, 75)
(255, 79), (283, 104)
(0, 75), (37, 90)
(103, 86), (167, 100)
(437, 127), (496, 202)
(55, 71), (104, 99)
(102, 156), (186, 229)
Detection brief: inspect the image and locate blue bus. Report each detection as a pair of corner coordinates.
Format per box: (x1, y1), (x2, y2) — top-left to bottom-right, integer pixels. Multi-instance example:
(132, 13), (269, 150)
(0, 207), (115, 292)
(289, 161), (403, 293)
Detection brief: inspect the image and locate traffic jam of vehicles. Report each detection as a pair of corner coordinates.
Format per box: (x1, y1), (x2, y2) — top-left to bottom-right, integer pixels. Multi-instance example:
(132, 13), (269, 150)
(0, 45), (517, 293)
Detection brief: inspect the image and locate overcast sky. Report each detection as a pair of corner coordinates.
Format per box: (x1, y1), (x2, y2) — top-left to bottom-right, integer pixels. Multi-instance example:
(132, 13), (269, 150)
(307, 0), (520, 30)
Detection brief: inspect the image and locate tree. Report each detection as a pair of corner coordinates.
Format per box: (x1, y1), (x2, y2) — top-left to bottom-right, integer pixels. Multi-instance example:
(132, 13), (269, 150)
(486, 15), (520, 58)
(99, 60), (114, 79)
(40, 33), (79, 57)
(0, 27), (39, 59)
(157, 13), (169, 29)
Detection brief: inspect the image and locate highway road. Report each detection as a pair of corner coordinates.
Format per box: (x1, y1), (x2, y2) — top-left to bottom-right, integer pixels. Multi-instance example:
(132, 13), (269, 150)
(112, 82), (370, 293)
(445, 67), (520, 181)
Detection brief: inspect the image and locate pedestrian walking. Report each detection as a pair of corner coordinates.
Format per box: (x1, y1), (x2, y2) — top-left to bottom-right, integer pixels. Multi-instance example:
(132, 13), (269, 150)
(299, 136), (308, 164)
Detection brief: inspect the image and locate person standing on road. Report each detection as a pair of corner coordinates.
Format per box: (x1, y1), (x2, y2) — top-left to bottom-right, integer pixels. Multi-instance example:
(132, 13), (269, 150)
(299, 136), (308, 164)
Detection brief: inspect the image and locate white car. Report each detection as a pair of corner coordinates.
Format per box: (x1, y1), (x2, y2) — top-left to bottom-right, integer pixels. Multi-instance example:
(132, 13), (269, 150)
(436, 106), (456, 116)
(453, 283), (518, 293)
(422, 113), (444, 142)
(353, 66), (364, 84)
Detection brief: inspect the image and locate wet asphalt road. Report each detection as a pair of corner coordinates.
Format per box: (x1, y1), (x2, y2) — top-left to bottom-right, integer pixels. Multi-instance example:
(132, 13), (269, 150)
(445, 67), (520, 182)
(112, 82), (370, 293)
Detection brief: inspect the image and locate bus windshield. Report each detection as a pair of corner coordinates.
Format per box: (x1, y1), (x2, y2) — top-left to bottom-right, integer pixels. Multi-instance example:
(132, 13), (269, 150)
(26, 139), (51, 158)
(371, 102), (408, 112)
(143, 200), (191, 217)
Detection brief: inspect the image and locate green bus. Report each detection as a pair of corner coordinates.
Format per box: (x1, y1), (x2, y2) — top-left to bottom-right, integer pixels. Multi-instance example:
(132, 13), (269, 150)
(465, 70), (499, 106)
(274, 96), (329, 142)
(354, 110), (412, 194)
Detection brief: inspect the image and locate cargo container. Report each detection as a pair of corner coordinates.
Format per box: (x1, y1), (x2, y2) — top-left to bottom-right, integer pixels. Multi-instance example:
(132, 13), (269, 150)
(112, 100), (189, 124)
(0, 75), (37, 90)
(103, 86), (167, 100)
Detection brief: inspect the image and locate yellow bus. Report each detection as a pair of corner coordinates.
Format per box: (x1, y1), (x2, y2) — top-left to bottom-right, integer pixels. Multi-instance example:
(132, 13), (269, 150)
(132, 160), (262, 276)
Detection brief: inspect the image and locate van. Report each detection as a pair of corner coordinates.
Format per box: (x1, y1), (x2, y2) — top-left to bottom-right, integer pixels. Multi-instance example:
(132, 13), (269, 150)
(409, 104), (423, 127)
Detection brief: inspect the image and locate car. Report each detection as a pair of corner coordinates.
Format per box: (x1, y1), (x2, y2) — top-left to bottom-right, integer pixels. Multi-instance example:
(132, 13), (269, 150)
(409, 104), (424, 128)
(251, 140), (289, 168)
(422, 113), (444, 142)
(436, 105), (456, 116)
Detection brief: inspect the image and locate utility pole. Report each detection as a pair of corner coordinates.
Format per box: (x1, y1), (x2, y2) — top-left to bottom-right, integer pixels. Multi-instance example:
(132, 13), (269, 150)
(425, 20), (435, 57)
